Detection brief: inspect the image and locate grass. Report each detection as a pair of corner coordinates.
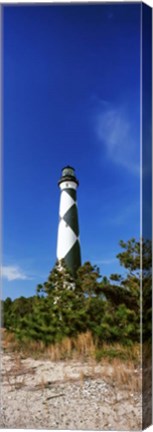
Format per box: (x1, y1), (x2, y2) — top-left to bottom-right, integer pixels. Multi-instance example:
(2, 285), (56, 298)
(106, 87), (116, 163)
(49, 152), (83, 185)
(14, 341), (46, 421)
(2, 329), (140, 365)
(1, 329), (142, 393)
(95, 342), (140, 365)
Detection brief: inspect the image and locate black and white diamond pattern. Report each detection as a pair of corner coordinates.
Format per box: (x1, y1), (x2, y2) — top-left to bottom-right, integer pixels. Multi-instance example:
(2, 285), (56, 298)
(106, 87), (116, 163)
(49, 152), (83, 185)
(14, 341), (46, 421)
(57, 187), (81, 274)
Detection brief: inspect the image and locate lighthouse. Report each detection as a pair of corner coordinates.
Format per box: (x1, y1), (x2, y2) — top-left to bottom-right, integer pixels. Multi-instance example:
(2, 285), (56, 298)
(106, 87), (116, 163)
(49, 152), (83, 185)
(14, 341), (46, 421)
(56, 166), (81, 276)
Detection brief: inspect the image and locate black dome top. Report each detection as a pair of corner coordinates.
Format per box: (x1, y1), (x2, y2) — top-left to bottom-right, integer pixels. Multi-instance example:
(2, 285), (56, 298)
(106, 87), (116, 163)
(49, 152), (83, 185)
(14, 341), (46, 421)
(58, 166), (79, 186)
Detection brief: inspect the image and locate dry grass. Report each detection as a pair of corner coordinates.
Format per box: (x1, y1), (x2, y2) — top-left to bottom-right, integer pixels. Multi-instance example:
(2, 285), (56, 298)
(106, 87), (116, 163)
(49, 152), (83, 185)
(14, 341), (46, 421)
(3, 353), (27, 391)
(95, 341), (140, 365)
(2, 329), (140, 366)
(101, 358), (141, 392)
(1, 330), (142, 393)
(45, 331), (95, 361)
(2, 330), (18, 351)
(73, 331), (95, 358)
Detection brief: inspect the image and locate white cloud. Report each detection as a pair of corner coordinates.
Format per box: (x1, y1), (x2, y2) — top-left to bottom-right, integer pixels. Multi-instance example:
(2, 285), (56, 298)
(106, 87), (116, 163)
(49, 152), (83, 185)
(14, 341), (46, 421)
(94, 102), (140, 175)
(1, 265), (32, 281)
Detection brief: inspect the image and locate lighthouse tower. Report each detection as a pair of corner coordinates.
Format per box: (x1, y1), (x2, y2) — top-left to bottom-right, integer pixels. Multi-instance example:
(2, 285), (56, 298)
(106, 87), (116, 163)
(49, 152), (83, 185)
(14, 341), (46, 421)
(56, 166), (81, 276)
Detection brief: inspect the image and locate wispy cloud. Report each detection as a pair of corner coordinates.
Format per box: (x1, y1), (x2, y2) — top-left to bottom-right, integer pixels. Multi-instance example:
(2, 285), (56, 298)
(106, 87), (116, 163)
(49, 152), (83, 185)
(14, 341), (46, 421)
(94, 102), (140, 175)
(1, 265), (33, 282)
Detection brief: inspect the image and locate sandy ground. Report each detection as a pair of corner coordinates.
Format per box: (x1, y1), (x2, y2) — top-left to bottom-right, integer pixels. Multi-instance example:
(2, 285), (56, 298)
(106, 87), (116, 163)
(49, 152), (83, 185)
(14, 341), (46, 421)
(0, 352), (142, 430)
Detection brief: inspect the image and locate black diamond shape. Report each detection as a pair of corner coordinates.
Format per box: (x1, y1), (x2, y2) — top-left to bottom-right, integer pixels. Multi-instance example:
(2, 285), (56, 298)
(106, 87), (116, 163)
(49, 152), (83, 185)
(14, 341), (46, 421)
(63, 204), (79, 236)
(63, 188), (76, 202)
(64, 240), (81, 275)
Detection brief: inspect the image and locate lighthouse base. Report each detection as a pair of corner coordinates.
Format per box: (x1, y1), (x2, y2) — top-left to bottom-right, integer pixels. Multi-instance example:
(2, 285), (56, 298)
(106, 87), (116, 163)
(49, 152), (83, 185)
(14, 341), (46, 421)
(63, 240), (81, 277)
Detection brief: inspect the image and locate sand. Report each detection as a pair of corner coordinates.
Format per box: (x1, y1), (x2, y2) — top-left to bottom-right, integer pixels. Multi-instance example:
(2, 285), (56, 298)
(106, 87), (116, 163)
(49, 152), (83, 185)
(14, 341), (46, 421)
(0, 352), (142, 430)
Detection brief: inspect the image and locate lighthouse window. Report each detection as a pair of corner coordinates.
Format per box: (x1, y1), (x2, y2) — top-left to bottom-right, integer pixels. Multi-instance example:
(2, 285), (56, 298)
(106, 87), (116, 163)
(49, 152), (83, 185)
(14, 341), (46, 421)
(66, 183), (69, 187)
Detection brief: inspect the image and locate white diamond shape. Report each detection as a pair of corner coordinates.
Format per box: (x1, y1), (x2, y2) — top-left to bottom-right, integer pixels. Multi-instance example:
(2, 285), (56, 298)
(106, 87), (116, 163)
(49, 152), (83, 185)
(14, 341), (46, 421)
(57, 219), (77, 259)
(59, 191), (75, 218)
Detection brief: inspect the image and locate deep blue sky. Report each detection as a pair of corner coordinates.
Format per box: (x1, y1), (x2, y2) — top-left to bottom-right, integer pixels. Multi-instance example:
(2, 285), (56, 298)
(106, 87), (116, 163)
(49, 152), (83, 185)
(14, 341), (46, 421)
(3, 3), (141, 299)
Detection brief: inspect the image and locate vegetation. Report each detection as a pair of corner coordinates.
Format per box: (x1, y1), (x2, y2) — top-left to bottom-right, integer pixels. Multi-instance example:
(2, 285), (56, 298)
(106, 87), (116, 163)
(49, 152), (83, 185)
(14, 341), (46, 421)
(2, 238), (151, 359)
